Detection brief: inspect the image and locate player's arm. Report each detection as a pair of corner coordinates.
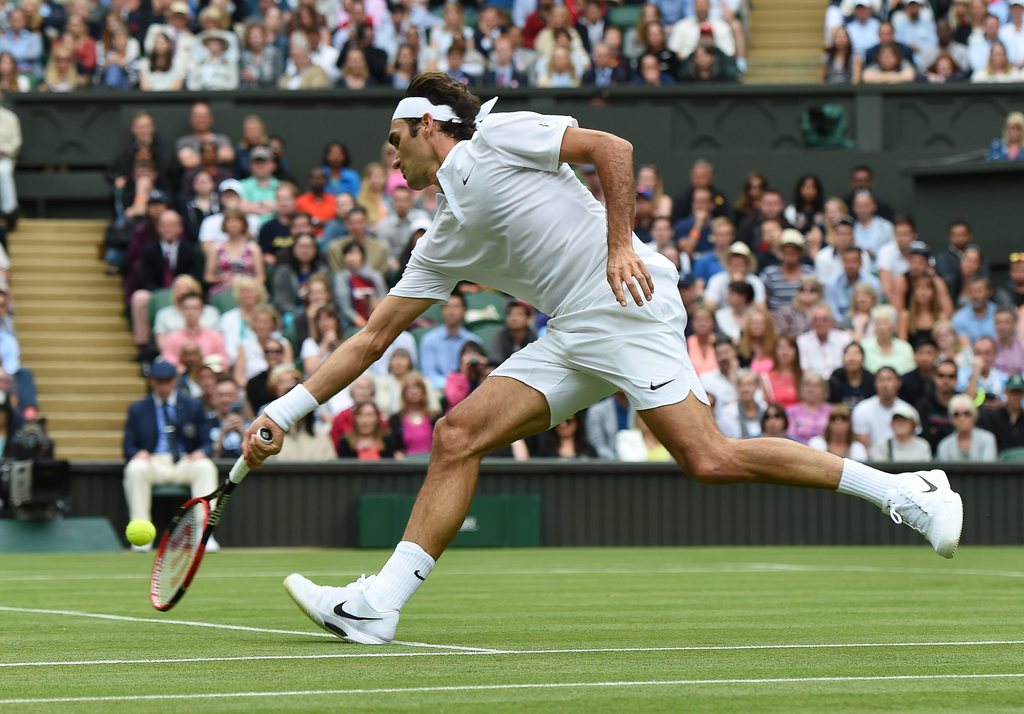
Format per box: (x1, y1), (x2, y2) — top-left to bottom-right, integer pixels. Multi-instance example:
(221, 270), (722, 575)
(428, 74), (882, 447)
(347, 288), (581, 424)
(559, 127), (653, 308)
(242, 294), (434, 465)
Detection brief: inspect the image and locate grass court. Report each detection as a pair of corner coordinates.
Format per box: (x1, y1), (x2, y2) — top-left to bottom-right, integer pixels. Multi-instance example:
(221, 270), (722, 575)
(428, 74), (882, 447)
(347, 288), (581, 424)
(2, 546), (1023, 712)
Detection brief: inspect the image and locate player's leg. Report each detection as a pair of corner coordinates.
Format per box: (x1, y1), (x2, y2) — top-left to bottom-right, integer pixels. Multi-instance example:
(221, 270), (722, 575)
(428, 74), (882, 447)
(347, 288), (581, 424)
(640, 394), (963, 557)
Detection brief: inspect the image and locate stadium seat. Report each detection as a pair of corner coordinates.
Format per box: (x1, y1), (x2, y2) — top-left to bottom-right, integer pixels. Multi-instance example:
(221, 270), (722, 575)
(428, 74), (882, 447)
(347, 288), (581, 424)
(466, 291), (508, 325)
(211, 291), (238, 314)
(420, 303), (444, 326)
(608, 4), (641, 30)
(469, 320), (504, 352)
(410, 325), (433, 347)
(152, 484), (190, 498)
(148, 288), (173, 329)
(343, 325), (361, 339)
(997, 446), (1024, 462)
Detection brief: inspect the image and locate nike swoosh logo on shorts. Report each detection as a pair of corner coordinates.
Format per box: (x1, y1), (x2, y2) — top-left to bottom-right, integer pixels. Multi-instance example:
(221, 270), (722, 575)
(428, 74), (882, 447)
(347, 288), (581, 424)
(650, 380), (674, 391)
(917, 474), (938, 493)
(334, 602), (383, 621)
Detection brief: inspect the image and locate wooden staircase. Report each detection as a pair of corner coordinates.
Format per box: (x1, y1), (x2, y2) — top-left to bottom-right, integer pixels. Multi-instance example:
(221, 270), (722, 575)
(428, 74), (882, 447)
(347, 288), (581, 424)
(10, 220), (144, 461)
(745, 0), (824, 84)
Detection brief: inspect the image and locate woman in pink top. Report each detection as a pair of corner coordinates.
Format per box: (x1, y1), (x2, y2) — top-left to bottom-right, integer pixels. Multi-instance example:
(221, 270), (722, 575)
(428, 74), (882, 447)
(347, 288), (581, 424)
(686, 304), (718, 375)
(204, 209), (265, 297)
(388, 372), (438, 458)
(785, 372), (831, 444)
(762, 334), (802, 408)
(739, 305), (777, 376)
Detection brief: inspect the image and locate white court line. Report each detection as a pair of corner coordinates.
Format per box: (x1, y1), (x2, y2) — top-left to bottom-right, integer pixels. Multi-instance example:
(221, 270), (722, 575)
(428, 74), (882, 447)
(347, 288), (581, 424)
(0, 606), (498, 653)
(2, 673), (1023, 705)
(3, 639), (1023, 668)
(3, 563), (1024, 582)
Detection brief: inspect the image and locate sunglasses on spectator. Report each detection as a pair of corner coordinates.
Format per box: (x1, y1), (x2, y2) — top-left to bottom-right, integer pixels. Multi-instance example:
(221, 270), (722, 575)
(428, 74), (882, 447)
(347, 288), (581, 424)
(936, 371), (957, 379)
(799, 286), (821, 293)
(951, 411), (972, 418)
(265, 347), (284, 355)
(829, 414), (850, 421)
(765, 412), (785, 419)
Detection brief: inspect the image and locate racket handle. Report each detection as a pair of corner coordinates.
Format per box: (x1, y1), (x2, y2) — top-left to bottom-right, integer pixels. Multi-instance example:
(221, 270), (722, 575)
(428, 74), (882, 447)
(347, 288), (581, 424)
(228, 427), (274, 484)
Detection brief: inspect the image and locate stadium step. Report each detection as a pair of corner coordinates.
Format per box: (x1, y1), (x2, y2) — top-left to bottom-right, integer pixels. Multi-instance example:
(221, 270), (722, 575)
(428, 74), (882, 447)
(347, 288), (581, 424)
(11, 219), (144, 462)
(746, 0), (823, 84)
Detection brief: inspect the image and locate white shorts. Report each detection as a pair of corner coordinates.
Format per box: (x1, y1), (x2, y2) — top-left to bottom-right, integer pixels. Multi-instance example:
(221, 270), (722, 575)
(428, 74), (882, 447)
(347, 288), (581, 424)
(490, 265), (710, 427)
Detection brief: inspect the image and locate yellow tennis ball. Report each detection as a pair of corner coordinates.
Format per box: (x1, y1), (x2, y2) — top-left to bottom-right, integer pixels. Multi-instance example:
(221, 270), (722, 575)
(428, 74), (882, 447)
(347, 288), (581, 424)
(126, 519), (156, 547)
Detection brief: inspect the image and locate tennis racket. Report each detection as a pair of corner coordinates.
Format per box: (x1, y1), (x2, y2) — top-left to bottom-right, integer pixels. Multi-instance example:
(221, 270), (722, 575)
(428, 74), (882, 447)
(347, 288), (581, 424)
(150, 427), (273, 611)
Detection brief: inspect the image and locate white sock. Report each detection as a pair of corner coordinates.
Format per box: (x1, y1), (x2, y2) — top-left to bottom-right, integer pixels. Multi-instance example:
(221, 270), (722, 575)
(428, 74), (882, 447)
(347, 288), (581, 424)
(364, 541), (435, 612)
(836, 458), (899, 509)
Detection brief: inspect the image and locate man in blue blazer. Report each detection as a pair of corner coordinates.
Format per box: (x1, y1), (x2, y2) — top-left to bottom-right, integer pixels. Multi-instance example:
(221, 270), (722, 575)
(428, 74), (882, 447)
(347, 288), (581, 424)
(122, 359), (218, 551)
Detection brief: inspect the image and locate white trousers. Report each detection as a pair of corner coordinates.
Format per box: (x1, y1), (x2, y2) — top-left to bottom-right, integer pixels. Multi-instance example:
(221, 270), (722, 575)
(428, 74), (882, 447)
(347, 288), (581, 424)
(123, 454), (218, 522)
(0, 158), (17, 213)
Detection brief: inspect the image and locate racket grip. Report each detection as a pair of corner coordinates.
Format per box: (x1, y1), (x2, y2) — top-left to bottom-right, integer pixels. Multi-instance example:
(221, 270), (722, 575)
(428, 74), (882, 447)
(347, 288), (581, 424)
(228, 427), (274, 484)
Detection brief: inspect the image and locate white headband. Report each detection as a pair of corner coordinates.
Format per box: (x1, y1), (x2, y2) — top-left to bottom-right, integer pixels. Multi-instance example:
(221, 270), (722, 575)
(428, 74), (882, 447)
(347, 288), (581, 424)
(391, 96), (498, 125)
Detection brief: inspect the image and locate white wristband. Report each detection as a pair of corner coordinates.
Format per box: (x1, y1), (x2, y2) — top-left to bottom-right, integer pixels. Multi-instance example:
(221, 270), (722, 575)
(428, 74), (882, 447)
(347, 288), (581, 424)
(264, 385), (320, 431)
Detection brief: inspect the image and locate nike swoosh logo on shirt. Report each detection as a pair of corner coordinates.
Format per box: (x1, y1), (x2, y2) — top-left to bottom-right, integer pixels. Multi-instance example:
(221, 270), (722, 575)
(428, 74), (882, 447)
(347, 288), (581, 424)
(333, 602), (383, 621)
(461, 166), (475, 185)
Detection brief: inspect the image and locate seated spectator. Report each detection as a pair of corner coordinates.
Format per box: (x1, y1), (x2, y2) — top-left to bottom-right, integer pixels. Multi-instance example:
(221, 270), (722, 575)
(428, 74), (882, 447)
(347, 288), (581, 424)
(668, 0), (735, 60)
(783, 174), (826, 241)
(138, 29), (186, 91)
(797, 303), (851, 379)
(957, 335), (1008, 404)
(143, 1), (196, 66)
(852, 366), (916, 452)
(238, 146), (280, 224)
(869, 402), (933, 461)
(129, 210), (201, 362)
(376, 185), (429, 265)
(934, 318), (973, 371)
(988, 110), (1024, 162)
(995, 250), (1024, 315)
(978, 373), (1024, 452)
(679, 45), (736, 82)
(846, 2), (882, 58)
(534, 411), (597, 458)
(181, 142), (234, 203)
(732, 170), (768, 226)
(823, 25), (862, 83)
(236, 115), (272, 178)
(0, 9), (43, 78)
(321, 141), (360, 197)
(265, 366), (337, 461)
(829, 341), (876, 407)
(919, 19), (970, 73)
(444, 341), (488, 413)
(279, 38), (332, 89)
(922, 50), (970, 82)
(861, 304), (915, 375)
(785, 372), (830, 444)
(482, 33), (530, 88)
(809, 403), (868, 460)
(272, 234), (329, 316)
(716, 369), (765, 439)
(775, 276), (823, 337)
(326, 207), (389, 275)
(1002, 0), (1024, 62)
(586, 391), (633, 460)
(877, 215), (916, 304)
(715, 280), (755, 342)
(937, 393), (998, 461)
(153, 275), (221, 352)
(686, 305), (719, 375)
(208, 377), (249, 459)
(759, 230), (814, 313)
(934, 220), (982, 294)
(388, 372), (439, 458)
(258, 185), (301, 264)
(816, 216), (873, 286)
(338, 45), (376, 89)
(951, 245), (988, 309)
(674, 186), (716, 257)
(40, 40), (85, 92)
(898, 334), (940, 405)
(900, 273), (951, 341)
(616, 418), (672, 462)
(535, 44), (579, 87)
(0, 93), (20, 227)
(160, 293), (230, 369)
(864, 20), (916, 68)
(183, 171), (219, 242)
(952, 276), (998, 344)
(762, 334), (803, 408)
(850, 190), (894, 258)
(968, 13), (1008, 74)
(291, 273), (333, 349)
(240, 21), (285, 89)
(893, 0), (937, 61)
(704, 241), (766, 308)
(581, 41), (628, 86)
(916, 357), (958, 451)
(760, 403), (791, 439)
(301, 305), (344, 376)
(738, 305), (777, 375)
(418, 292), (482, 389)
(122, 360), (218, 551)
(994, 308), (1024, 374)
(390, 43), (420, 90)
(199, 180), (261, 247)
(219, 277), (266, 364)
(188, 30), (239, 90)
(176, 101), (234, 170)
(296, 169), (337, 233)
(972, 39), (1023, 81)
(357, 162), (390, 229)
(320, 192), (359, 249)
(336, 401), (398, 459)
(203, 209), (266, 298)
(333, 241), (388, 328)
(246, 337), (289, 414)
(490, 299), (538, 364)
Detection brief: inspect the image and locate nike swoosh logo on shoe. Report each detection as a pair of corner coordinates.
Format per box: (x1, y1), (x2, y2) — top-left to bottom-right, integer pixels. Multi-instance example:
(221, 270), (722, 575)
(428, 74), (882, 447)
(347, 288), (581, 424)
(334, 601), (383, 621)
(917, 474), (938, 493)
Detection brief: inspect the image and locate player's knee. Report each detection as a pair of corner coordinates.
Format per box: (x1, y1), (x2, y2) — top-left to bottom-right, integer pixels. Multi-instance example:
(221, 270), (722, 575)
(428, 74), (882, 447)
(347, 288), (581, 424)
(680, 439), (735, 484)
(431, 415), (476, 460)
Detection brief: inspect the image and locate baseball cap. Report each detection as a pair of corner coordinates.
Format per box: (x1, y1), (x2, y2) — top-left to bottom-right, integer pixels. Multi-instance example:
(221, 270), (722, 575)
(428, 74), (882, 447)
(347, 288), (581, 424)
(908, 240), (932, 258)
(853, 0), (873, 6)
(1006, 374), (1024, 392)
(779, 229), (806, 249)
(149, 360), (177, 380)
(636, 188), (654, 200)
(409, 217), (432, 235)
(1010, 0), (1024, 7)
(677, 273), (696, 288)
(169, 0), (191, 15)
(506, 298), (533, 313)
(148, 190), (170, 205)
(250, 146), (273, 162)
(906, 0), (923, 4)
(835, 215), (855, 228)
(200, 355), (225, 374)
(218, 178), (244, 195)
(891, 402), (919, 424)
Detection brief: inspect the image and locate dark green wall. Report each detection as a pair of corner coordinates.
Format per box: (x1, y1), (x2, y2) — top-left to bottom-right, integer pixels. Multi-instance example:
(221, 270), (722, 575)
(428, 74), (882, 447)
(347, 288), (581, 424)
(69, 460), (1023, 549)
(10, 84), (1024, 263)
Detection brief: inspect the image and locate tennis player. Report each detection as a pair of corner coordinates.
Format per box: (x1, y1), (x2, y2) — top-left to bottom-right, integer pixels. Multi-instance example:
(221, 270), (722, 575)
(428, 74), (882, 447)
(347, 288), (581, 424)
(243, 73), (963, 645)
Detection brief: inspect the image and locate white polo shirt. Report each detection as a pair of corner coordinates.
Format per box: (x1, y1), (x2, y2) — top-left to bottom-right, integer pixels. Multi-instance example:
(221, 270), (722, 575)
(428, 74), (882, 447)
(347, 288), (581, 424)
(391, 112), (673, 317)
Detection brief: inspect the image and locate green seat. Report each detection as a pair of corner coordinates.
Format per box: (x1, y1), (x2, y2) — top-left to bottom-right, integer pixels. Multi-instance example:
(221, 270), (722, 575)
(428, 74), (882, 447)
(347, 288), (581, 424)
(343, 325), (361, 339)
(421, 303), (444, 326)
(997, 446), (1024, 462)
(152, 484), (190, 498)
(465, 291), (508, 325)
(148, 288), (173, 329)
(211, 291), (238, 314)
(608, 4), (642, 30)
(411, 325), (433, 347)
(469, 320), (504, 356)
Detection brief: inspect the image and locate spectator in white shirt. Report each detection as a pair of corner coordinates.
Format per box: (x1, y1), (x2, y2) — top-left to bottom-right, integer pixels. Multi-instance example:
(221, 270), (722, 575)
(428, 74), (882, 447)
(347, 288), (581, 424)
(893, 0), (938, 63)
(797, 303), (852, 379)
(969, 13), (1007, 72)
(851, 189), (894, 258)
(852, 365), (918, 451)
(999, 0), (1024, 66)
(877, 215), (916, 305)
(847, 0), (882, 58)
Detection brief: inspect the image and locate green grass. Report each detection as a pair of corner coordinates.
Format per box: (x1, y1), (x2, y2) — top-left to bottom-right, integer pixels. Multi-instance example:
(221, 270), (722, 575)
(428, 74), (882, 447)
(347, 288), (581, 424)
(2, 546), (1023, 712)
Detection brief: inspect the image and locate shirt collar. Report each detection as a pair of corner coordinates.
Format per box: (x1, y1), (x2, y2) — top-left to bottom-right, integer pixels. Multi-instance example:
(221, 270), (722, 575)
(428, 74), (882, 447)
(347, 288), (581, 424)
(434, 141), (469, 223)
(155, 392), (178, 409)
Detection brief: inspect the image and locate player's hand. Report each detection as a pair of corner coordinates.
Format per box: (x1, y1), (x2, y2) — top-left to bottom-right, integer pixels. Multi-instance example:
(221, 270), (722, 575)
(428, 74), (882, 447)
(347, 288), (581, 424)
(242, 415), (285, 469)
(607, 247), (654, 307)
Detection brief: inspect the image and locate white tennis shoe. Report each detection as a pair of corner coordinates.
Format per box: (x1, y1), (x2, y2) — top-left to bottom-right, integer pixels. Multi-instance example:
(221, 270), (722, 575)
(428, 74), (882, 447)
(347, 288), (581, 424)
(884, 469), (963, 558)
(283, 573), (398, 645)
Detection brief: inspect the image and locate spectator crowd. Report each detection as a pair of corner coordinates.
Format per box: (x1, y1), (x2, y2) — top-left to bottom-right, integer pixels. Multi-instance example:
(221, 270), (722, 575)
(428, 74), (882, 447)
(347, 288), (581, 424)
(823, 0), (1024, 86)
(0, 0), (748, 93)
(115, 98), (1024, 474)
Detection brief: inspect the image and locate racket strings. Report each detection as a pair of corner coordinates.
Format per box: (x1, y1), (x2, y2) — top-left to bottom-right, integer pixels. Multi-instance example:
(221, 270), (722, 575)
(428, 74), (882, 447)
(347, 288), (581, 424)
(153, 502), (207, 606)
